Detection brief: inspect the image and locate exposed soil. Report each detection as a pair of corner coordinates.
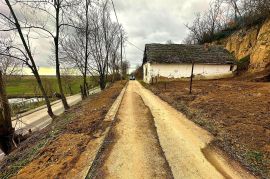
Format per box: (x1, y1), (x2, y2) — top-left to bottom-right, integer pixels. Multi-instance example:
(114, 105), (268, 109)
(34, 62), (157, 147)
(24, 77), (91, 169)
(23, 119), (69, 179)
(135, 81), (255, 179)
(92, 83), (173, 179)
(0, 81), (126, 179)
(144, 79), (270, 178)
(89, 81), (255, 179)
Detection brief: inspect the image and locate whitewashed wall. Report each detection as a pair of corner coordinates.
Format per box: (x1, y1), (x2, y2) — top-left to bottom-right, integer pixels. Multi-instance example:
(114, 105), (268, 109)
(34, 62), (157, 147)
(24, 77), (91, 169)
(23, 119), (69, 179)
(143, 62), (236, 83)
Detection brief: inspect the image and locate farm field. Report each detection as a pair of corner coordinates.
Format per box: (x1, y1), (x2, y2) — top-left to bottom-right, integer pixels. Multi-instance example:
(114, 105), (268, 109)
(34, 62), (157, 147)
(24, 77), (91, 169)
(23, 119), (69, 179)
(143, 79), (270, 178)
(6, 76), (97, 98)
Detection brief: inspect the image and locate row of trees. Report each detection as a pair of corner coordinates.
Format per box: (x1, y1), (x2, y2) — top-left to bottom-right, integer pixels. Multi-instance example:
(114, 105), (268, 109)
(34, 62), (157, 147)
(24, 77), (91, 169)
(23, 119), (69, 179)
(0, 0), (127, 154)
(185, 0), (270, 44)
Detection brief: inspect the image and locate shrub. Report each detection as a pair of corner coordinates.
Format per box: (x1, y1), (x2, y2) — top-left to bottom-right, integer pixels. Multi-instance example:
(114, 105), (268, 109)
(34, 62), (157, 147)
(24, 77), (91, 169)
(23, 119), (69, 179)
(237, 55), (250, 72)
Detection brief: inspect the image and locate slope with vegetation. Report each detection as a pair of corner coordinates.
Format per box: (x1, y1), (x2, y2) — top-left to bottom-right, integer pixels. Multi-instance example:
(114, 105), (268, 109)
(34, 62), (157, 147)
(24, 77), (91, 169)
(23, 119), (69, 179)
(0, 0), (128, 155)
(213, 18), (270, 73)
(185, 0), (270, 73)
(0, 81), (126, 179)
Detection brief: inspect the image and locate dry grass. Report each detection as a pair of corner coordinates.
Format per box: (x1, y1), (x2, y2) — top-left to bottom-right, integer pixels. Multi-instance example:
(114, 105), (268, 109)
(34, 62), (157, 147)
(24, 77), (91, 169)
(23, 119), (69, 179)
(143, 80), (270, 178)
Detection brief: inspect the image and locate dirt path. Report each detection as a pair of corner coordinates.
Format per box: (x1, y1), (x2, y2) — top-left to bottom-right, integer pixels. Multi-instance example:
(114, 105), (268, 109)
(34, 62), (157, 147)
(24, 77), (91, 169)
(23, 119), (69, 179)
(136, 81), (256, 179)
(93, 81), (173, 179)
(92, 81), (256, 179)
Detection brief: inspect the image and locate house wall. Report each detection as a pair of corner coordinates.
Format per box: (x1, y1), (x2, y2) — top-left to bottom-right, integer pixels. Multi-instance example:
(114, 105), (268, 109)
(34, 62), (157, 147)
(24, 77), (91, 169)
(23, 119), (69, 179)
(143, 62), (236, 83)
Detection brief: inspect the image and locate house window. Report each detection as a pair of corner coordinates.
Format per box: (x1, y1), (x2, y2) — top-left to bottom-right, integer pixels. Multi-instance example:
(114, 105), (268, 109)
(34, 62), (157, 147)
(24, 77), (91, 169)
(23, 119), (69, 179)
(145, 66), (148, 76)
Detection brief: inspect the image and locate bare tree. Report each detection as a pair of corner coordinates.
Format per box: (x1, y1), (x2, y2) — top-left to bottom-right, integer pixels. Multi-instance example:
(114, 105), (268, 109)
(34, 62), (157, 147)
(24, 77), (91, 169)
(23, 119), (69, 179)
(241, 0), (270, 23)
(121, 60), (130, 78)
(206, 0), (223, 36)
(83, 0), (91, 97)
(134, 65), (143, 80)
(88, 0), (122, 89)
(19, 0), (82, 110)
(223, 0), (242, 21)
(109, 34), (121, 82)
(185, 0), (270, 44)
(185, 0), (223, 44)
(60, 0), (95, 98)
(0, 56), (21, 77)
(185, 13), (208, 44)
(0, 1), (55, 118)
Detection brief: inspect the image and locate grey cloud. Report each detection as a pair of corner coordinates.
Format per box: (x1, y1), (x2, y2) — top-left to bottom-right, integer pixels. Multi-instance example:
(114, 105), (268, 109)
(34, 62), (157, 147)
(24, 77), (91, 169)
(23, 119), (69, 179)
(1, 0), (211, 71)
(115, 0), (211, 69)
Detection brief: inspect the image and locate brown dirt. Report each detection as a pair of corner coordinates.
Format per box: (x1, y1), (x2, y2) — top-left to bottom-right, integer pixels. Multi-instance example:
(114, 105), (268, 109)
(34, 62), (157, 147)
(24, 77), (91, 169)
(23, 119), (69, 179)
(0, 81), (126, 179)
(92, 83), (173, 179)
(144, 80), (270, 178)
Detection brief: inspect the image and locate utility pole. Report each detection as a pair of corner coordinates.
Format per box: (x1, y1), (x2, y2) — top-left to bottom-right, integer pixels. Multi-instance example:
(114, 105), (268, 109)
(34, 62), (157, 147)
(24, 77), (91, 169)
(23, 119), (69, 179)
(189, 61), (195, 94)
(120, 32), (123, 80)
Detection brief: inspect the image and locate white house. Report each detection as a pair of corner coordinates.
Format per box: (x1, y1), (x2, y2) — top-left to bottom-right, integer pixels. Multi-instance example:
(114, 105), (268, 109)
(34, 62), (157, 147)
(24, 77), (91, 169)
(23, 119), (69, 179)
(143, 44), (237, 83)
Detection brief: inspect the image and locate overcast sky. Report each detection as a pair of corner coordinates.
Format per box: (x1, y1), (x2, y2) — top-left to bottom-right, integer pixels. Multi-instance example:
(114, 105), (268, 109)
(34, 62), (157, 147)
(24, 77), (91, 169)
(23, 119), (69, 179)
(114, 0), (211, 71)
(1, 0), (211, 74)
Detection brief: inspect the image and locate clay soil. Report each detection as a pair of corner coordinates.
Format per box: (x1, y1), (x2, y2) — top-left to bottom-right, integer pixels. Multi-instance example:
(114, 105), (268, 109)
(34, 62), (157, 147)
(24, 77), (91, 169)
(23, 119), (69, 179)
(0, 81), (126, 179)
(145, 79), (270, 178)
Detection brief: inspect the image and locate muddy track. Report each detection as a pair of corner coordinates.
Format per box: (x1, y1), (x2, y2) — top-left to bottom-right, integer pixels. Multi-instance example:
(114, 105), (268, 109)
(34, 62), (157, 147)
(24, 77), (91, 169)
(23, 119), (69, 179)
(88, 81), (256, 179)
(90, 82), (173, 179)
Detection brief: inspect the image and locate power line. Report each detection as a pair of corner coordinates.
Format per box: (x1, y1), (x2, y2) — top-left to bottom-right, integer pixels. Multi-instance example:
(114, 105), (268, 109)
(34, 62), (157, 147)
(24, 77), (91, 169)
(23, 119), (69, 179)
(110, 0), (144, 53)
(126, 40), (144, 52)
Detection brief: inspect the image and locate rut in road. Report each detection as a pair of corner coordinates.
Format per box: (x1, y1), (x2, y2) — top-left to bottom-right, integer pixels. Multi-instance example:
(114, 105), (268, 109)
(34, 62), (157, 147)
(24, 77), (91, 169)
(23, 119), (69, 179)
(92, 82), (173, 179)
(90, 81), (256, 179)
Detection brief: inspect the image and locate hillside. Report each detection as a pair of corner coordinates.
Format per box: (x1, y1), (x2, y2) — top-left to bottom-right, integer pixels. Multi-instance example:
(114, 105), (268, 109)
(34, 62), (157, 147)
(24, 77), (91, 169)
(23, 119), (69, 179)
(213, 18), (270, 73)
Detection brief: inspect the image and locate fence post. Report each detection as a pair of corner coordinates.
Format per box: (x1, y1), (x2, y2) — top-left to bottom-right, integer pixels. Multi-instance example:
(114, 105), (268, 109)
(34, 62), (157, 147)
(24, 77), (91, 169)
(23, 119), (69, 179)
(189, 61), (195, 94)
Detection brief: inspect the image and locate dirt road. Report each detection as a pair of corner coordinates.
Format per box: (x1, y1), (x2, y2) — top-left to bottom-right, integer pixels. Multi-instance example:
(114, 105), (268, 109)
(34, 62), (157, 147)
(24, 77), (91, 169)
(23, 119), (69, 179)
(93, 82), (173, 178)
(91, 81), (256, 179)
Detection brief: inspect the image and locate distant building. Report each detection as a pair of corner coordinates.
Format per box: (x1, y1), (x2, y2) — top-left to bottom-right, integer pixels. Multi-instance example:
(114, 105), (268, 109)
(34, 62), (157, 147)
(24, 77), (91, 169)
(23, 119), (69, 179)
(143, 44), (237, 83)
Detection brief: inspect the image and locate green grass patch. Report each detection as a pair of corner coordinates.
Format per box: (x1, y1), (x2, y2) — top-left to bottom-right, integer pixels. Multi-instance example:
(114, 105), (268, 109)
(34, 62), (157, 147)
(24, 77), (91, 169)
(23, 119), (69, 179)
(6, 76), (97, 97)
(245, 150), (264, 164)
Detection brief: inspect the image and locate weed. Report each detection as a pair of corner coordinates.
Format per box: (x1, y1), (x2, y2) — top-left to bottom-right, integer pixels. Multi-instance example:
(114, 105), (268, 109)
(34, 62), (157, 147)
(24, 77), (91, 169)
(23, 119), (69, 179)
(245, 150), (264, 164)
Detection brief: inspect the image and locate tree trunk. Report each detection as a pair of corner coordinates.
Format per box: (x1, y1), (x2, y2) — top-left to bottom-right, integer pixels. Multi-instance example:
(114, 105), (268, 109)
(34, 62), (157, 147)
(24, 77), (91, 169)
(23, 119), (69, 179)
(83, 74), (87, 98)
(0, 71), (16, 155)
(55, 54), (69, 110)
(33, 71), (55, 118)
(99, 74), (106, 90)
(55, 6), (69, 110)
(4, 0), (55, 118)
(83, 0), (90, 99)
